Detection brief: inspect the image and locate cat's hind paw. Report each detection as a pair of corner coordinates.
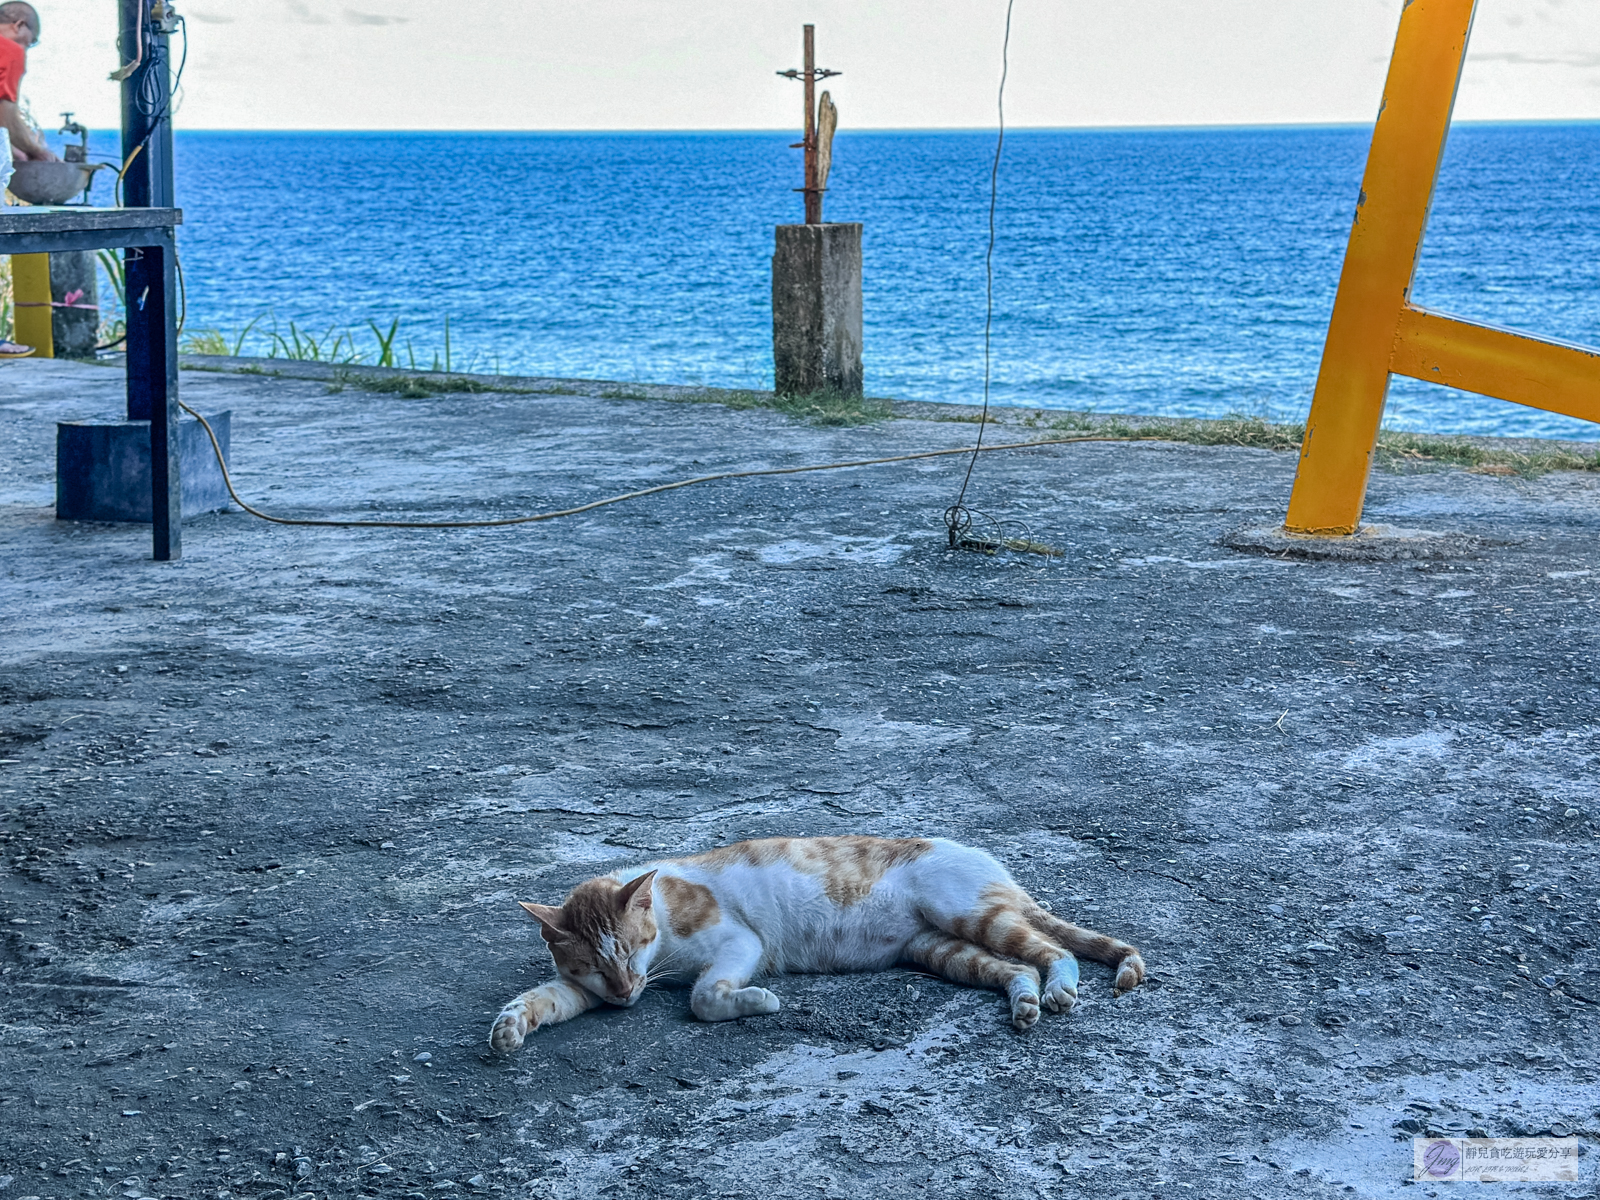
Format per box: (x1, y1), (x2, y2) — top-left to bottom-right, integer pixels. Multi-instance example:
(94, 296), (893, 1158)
(1006, 974), (1042, 1031)
(1011, 992), (1041, 1032)
(1112, 953), (1146, 996)
(1042, 980), (1078, 1015)
(489, 1006), (529, 1054)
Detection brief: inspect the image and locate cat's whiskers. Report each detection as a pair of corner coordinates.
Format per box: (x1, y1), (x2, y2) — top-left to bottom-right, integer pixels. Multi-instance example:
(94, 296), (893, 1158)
(644, 958), (682, 985)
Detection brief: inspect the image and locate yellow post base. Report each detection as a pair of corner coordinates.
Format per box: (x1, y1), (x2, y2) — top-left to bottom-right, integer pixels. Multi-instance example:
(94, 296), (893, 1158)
(10, 253), (52, 357)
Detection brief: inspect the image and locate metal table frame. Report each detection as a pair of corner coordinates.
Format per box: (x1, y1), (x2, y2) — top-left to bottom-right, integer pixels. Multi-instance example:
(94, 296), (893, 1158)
(1, 205), (184, 559)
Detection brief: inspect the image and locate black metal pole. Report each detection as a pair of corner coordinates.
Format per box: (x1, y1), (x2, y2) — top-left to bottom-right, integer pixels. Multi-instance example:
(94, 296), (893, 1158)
(119, 0), (181, 559)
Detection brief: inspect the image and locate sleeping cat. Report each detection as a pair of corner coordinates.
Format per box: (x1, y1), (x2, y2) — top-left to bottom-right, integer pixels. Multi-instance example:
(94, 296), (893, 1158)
(489, 835), (1144, 1052)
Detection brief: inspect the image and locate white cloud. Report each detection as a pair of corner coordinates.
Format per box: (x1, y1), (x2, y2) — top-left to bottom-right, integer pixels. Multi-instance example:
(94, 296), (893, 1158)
(343, 9), (407, 26)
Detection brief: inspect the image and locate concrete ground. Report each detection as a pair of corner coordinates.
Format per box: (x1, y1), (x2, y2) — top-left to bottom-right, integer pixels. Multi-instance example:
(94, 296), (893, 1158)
(1, 357), (1597, 1200)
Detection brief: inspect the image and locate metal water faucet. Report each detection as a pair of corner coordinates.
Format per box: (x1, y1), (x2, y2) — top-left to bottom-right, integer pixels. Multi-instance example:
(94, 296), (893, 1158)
(59, 113), (88, 163)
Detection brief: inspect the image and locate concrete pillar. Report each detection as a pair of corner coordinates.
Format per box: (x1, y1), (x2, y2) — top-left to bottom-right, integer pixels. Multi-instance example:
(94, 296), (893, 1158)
(50, 251), (100, 359)
(772, 222), (863, 398)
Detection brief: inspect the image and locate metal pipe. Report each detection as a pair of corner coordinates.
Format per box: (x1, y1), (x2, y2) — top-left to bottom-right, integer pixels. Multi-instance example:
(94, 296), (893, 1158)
(803, 25), (819, 224)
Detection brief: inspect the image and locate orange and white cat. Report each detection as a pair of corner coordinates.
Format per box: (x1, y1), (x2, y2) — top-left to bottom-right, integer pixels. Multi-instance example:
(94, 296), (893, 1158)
(489, 835), (1144, 1051)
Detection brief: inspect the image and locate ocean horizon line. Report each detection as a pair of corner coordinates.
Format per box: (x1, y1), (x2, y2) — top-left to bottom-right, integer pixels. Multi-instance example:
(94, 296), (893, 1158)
(62, 117), (1600, 139)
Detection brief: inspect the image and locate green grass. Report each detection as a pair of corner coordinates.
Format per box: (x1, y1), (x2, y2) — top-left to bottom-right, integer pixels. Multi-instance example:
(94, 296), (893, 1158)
(1014, 409), (1600, 476)
(1034, 409), (1308, 451)
(593, 384), (891, 425)
(1370, 427), (1600, 473)
(327, 371), (514, 399)
(326, 376), (891, 426)
(657, 387), (893, 426)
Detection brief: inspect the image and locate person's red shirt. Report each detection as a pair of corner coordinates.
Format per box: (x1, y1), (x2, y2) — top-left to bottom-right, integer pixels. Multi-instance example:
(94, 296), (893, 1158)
(0, 36), (23, 104)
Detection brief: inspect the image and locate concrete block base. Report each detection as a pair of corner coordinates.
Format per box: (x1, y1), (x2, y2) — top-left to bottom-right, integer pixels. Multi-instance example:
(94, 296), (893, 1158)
(1223, 522), (1480, 562)
(56, 412), (232, 523)
(772, 222), (863, 397)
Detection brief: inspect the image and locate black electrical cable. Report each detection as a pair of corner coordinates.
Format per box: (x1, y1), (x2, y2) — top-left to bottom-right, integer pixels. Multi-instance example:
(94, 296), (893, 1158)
(944, 0), (1015, 549)
(102, 4), (186, 350)
(114, 8), (186, 207)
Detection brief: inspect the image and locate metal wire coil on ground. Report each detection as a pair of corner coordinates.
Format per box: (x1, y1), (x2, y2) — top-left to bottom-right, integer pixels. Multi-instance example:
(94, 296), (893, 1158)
(941, 505), (1062, 557)
(179, 399), (1157, 533)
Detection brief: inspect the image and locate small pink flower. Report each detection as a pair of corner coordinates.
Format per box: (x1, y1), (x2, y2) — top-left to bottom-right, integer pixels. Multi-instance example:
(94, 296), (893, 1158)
(63, 289), (85, 306)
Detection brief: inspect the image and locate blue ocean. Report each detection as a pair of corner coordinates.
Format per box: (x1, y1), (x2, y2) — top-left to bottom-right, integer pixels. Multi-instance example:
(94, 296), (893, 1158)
(69, 124), (1600, 441)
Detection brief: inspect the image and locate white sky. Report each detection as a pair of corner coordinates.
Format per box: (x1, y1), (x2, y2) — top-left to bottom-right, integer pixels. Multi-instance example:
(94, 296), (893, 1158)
(23, 0), (1600, 132)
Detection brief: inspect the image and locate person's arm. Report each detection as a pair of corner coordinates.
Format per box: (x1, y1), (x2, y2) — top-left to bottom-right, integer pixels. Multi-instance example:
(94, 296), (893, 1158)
(0, 99), (55, 161)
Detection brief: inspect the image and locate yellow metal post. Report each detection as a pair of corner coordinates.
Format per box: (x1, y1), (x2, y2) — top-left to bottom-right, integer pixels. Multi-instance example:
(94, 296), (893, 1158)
(1286, 0), (1476, 535)
(10, 253), (52, 358)
(1286, 0), (1600, 534)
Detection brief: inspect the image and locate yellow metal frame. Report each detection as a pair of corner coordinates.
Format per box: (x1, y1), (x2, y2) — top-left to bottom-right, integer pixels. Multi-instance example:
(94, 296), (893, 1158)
(1284, 0), (1600, 535)
(10, 253), (52, 358)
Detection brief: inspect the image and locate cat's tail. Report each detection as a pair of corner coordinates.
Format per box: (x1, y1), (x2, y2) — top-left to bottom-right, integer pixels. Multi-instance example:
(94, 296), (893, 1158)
(1024, 902), (1145, 994)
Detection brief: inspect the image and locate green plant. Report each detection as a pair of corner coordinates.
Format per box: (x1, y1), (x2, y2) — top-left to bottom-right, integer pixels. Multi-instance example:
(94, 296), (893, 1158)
(267, 320), (362, 364)
(92, 250), (128, 349)
(95, 249), (126, 308)
(368, 317), (401, 368)
(169, 307), (488, 375)
(420, 315), (474, 374)
(182, 315), (261, 357)
(182, 329), (231, 355)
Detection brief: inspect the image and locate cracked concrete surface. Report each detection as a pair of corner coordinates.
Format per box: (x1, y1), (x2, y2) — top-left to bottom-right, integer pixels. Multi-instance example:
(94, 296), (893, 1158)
(1, 358), (1598, 1199)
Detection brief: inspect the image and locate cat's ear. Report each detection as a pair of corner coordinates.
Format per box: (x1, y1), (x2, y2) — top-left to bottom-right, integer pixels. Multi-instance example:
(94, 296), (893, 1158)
(617, 870), (657, 912)
(518, 901), (568, 943)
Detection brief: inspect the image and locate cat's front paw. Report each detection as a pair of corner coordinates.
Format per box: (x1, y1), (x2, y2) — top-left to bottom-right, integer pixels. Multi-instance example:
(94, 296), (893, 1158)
(489, 1006), (529, 1054)
(1042, 981), (1078, 1015)
(733, 986), (781, 1017)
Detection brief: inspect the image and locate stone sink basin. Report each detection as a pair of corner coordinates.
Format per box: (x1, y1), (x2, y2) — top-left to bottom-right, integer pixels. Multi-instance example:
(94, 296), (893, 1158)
(7, 160), (107, 205)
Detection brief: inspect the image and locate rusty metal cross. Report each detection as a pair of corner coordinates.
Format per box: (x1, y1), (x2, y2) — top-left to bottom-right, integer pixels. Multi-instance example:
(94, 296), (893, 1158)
(777, 24), (841, 224)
